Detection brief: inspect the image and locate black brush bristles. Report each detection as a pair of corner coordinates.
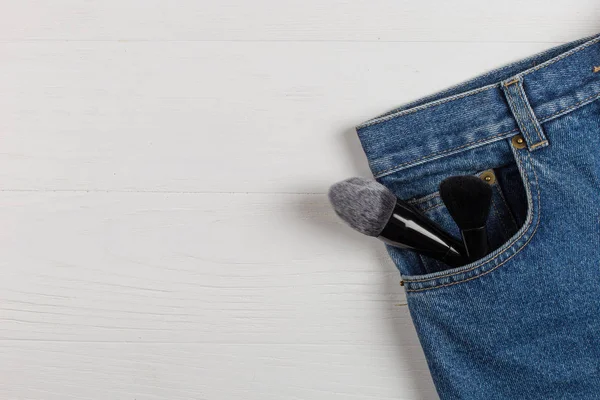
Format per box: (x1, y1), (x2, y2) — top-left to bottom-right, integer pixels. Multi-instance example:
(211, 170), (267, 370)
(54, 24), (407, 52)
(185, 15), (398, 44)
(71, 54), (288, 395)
(440, 175), (493, 261)
(439, 175), (492, 231)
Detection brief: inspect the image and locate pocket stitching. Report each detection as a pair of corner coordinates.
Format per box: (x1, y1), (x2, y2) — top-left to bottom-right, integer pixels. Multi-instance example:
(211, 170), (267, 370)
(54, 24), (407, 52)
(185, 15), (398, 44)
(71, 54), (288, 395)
(421, 203), (444, 214)
(404, 149), (540, 290)
(374, 128), (519, 178)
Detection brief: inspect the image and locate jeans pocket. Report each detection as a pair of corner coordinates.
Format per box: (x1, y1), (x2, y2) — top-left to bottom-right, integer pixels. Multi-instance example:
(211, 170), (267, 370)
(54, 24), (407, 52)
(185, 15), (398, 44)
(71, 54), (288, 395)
(382, 137), (541, 292)
(408, 168), (520, 274)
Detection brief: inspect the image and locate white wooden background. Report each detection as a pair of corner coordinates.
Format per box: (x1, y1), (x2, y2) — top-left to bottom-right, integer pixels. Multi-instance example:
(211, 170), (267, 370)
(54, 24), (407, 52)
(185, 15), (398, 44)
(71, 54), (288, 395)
(0, 1), (598, 399)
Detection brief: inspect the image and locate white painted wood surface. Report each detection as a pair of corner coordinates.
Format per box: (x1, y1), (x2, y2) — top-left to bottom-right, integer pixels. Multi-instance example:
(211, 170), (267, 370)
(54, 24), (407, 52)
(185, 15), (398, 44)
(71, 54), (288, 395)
(0, 2), (597, 399)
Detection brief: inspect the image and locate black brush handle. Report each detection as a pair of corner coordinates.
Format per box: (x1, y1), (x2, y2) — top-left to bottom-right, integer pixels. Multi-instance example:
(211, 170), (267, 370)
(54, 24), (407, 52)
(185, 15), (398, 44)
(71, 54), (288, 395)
(461, 227), (489, 261)
(379, 200), (468, 268)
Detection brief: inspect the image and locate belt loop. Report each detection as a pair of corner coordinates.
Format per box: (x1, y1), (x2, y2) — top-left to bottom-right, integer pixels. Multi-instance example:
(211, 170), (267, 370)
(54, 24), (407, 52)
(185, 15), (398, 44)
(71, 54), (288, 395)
(502, 76), (548, 151)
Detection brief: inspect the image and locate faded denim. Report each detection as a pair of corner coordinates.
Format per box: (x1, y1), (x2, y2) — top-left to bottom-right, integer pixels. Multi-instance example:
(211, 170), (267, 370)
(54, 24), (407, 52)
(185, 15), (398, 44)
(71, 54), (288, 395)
(356, 34), (600, 399)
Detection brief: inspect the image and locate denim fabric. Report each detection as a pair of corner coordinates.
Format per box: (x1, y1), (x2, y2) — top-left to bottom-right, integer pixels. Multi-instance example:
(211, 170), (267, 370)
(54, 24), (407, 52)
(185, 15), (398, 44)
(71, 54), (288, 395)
(356, 35), (600, 399)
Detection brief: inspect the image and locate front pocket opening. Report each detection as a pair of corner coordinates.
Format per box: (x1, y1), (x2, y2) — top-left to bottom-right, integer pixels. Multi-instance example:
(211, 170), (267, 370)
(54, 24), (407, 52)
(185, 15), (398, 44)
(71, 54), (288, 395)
(380, 136), (538, 284)
(408, 166), (525, 275)
(400, 144), (541, 291)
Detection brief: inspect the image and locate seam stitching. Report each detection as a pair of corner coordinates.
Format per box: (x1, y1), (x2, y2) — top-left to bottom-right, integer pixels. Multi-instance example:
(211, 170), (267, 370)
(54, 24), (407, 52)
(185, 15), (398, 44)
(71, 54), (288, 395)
(374, 129), (518, 178)
(358, 36), (600, 130)
(529, 140), (548, 150)
(538, 92), (600, 122)
(515, 82), (545, 143)
(505, 88), (533, 146)
(421, 203), (444, 214)
(358, 85), (496, 129)
(520, 36), (600, 77)
(373, 91), (600, 178)
(366, 34), (600, 126)
(409, 192), (441, 206)
(404, 149), (539, 286)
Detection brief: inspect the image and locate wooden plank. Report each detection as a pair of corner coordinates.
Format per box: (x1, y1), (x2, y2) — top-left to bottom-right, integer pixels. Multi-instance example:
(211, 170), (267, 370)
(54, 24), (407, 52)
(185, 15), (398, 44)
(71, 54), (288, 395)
(0, 342), (436, 400)
(0, 41), (558, 193)
(1, 0), (598, 43)
(0, 191), (406, 343)
(0, 191), (435, 399)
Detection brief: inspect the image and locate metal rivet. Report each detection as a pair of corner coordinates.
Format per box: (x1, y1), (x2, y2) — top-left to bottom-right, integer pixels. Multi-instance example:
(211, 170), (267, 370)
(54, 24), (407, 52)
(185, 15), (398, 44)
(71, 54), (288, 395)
(399, 280), (404, 287)
(511, 134), (526, 149)
(480, 169), (496, 185)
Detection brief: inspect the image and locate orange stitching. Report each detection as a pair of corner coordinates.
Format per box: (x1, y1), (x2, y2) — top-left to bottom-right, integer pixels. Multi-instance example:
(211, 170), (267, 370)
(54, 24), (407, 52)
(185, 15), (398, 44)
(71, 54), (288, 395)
(594, 66), (600, 73)
(515, 83), (545, 143)
(407, 220), (539, 292)
(505, 78), (520, 86)
(529, 140), (548, 150)
(372, 91), (599, 178)
(505, 89), (533, 146)
(374, 129), (518, 178)
(404, 148), (539, 285)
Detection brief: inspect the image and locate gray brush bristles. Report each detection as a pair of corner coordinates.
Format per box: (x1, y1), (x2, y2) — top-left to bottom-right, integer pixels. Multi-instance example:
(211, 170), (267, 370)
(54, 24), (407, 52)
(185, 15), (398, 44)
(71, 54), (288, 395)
(328, 177), (397, 237)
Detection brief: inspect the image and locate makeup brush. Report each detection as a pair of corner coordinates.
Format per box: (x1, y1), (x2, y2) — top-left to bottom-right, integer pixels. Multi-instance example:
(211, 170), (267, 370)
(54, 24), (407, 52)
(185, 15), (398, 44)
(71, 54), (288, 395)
(439, 175), (493, 261)
(328, 177), (467, 267)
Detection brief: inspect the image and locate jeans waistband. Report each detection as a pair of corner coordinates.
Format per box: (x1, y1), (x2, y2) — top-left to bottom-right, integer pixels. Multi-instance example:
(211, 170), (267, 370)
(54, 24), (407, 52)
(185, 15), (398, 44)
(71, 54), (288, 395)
(356, 34), (600, 179)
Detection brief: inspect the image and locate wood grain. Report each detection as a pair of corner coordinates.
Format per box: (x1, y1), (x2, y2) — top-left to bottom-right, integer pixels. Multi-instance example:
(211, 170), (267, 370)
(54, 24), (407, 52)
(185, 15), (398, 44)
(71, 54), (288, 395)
(1, 0), (599, 42)
(0, 192), (434, 399)
(0, 41), (566, 193)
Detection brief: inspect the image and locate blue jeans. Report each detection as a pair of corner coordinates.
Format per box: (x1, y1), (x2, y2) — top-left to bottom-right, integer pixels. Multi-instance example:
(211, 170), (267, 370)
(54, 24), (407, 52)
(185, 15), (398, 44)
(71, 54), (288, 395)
(356, 34), (600, 399)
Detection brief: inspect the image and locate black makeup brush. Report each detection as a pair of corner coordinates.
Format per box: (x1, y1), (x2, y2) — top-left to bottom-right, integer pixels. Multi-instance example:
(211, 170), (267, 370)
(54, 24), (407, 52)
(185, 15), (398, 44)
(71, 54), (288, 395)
(439, 175), (493, 261)
(328, 177), (467, 267)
